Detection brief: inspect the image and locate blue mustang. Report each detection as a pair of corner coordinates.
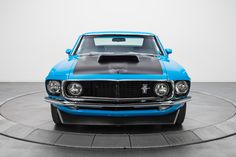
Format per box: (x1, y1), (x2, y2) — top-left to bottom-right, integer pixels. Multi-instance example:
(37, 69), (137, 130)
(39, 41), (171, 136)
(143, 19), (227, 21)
(45, 31), (191, 126)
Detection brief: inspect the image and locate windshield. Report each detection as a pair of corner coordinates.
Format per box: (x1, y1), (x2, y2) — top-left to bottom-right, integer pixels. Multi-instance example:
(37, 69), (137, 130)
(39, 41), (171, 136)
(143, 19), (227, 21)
(75, 35), (162, 55)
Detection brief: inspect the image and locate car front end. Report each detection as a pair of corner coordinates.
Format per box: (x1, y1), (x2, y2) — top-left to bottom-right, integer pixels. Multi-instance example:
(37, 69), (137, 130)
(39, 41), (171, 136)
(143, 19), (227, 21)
(45, 31), (191, 125)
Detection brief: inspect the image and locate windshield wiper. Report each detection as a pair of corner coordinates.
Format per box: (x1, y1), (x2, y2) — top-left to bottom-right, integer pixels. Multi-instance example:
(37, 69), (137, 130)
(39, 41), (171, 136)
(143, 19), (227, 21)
(126, 52), (158, 57)
(79, 52), (158, 57)
(79, 52), (119, 56)
(79, 52), (100, 56)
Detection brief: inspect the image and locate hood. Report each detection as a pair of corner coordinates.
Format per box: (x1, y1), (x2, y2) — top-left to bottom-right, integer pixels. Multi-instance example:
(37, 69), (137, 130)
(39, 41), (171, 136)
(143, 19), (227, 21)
(73, 54), (164, 75)
(47, 55), (190, 81)
(66, 54), (168, 80)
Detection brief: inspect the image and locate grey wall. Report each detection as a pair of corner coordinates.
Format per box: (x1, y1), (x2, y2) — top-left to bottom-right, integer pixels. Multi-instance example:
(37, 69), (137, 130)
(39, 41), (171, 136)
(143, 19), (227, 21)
(0, 0), (235, 82)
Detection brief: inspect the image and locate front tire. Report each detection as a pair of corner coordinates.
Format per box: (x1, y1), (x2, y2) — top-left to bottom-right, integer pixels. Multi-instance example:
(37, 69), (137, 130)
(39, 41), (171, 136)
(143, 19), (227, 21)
(51, 104), (62, 126)
(175, 103), (186, 126)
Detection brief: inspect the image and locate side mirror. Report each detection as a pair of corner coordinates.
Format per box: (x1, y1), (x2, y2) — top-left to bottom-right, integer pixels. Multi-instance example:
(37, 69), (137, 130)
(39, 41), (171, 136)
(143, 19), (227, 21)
(165, 48), (172, 55)
(65, 49), (72, 55)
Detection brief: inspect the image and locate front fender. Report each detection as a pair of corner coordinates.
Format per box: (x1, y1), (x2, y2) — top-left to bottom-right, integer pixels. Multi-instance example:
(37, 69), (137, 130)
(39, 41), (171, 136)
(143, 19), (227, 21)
(161, 58), (190, 81)
(46, 58), (77, 80)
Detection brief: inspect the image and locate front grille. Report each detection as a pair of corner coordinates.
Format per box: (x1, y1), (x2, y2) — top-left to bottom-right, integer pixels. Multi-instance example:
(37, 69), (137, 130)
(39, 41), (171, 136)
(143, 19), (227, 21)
(63, 81), (173, 101)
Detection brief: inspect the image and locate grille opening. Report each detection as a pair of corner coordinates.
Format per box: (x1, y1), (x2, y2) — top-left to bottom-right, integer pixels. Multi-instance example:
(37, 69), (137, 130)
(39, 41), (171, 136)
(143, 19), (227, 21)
(98, 55), (139, 64)
(63, 81), (173, 102)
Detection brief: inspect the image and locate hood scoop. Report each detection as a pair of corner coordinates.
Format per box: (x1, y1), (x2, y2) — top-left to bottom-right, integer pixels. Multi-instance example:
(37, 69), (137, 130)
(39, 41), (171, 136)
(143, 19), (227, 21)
(98, 55), (139, 64)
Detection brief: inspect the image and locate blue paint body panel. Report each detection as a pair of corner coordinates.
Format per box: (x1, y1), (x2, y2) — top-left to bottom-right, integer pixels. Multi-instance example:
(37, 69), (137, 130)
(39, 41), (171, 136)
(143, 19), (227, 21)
(46, 31), (190, 118)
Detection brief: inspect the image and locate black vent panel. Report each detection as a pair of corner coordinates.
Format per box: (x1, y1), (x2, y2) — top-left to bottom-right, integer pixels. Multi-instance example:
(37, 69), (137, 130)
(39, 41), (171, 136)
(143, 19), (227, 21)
(98, 55), (139, 64)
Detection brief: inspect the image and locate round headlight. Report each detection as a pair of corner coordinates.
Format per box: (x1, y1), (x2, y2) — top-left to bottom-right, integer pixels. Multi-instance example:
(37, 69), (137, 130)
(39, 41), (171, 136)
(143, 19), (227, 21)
(47, 81), (61, 94)
(67, 82), (83, 96)
(175, 81), (189, 94)
(154, 83), (169, 97)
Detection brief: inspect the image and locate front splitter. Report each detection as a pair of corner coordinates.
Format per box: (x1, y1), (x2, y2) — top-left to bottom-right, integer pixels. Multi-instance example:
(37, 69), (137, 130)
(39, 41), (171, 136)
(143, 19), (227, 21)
(57, 108), (179, 125)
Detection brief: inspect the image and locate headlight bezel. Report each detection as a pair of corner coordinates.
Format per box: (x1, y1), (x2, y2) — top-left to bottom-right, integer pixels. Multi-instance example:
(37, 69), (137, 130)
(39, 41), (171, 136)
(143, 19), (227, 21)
(154, 82), (170, 97)
(174, 80), (190, 96)
(46, 80), (61, 96)
(66, 82), (83, 96)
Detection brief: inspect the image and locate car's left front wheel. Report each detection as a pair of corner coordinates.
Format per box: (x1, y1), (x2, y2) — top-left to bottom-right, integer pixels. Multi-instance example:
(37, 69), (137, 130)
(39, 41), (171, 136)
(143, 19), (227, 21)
(51, 104), (62, 125)
(174, 103), (186, 126)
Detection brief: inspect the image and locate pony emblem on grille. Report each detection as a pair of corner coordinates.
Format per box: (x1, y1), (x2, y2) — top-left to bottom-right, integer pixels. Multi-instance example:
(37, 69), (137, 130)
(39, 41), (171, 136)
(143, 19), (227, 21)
(141, 84), (150, 94)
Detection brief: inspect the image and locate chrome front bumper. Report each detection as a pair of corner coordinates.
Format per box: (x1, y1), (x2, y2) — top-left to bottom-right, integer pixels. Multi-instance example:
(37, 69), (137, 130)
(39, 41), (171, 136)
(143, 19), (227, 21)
(44, 96), (191, 109)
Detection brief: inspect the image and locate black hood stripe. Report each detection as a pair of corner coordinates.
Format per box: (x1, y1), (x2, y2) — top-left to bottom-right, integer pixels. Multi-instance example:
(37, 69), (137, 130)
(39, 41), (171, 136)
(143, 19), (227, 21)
(73, 55), (163, 74)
